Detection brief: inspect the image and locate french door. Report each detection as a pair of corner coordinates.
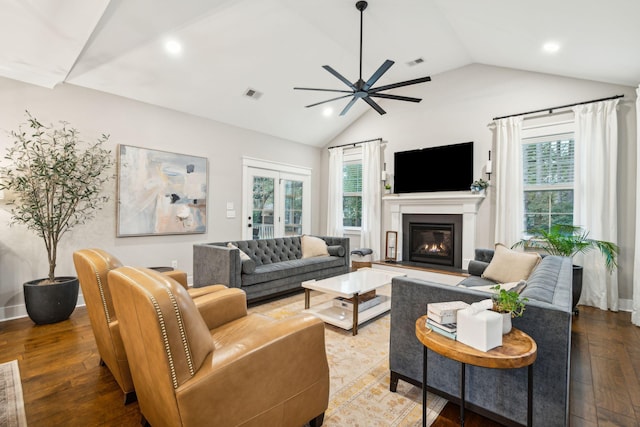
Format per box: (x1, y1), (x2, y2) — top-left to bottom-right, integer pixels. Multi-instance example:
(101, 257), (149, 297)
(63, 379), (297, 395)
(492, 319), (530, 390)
(243, 159), (310, 240)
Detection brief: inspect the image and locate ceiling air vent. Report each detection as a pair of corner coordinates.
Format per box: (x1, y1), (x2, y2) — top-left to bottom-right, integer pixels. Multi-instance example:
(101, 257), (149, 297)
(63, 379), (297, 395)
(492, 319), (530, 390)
(407, 57), (425, 66)
(243, 88), (263, 100)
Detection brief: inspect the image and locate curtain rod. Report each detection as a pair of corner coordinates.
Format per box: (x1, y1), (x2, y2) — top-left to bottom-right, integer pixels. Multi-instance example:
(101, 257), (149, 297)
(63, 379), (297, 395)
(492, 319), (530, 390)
(327, 138), (382, 150)
(492, 94), (624, 121)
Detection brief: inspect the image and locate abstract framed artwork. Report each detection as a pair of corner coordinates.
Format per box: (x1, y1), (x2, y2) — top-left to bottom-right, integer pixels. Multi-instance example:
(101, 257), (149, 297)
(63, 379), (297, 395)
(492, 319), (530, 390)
(117, 145), (208, 236)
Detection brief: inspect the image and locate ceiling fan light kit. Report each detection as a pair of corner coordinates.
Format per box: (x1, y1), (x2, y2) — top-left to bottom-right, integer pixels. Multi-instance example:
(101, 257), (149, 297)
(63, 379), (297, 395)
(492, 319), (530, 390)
(294, 1), (431, 116)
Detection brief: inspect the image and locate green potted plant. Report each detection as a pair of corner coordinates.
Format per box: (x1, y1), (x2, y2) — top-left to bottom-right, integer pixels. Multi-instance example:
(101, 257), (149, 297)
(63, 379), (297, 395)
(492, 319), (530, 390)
(512, 224), (619, 314)
(470, 178), (489, 194)
(0, 112), (114, 324)
(490, 284), (528, 334)
(384, 183), (392, 194)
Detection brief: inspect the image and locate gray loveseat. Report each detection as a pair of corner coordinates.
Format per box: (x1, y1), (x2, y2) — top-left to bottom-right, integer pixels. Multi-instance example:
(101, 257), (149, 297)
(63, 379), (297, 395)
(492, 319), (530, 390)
(193, 236), (349, 302)
(389, 249), (573, 427)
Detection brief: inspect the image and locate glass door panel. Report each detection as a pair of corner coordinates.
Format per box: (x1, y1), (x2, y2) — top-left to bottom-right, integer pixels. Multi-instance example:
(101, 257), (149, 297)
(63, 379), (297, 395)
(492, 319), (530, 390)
(283, 179), (303, 236)
(247, 169), (278, 240)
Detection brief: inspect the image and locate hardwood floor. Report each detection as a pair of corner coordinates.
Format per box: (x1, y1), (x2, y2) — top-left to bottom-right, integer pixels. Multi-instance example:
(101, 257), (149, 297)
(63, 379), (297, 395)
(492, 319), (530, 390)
(0, 305), (638, 426)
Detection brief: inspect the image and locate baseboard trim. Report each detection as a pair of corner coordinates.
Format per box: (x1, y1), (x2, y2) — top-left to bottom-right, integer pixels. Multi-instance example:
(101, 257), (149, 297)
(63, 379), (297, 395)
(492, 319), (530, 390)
(0, 296), (86, 323)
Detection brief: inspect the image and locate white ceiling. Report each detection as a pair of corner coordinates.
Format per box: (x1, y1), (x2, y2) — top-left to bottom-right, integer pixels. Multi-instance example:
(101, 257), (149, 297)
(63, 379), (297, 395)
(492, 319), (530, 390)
(1, 0), (639, 147)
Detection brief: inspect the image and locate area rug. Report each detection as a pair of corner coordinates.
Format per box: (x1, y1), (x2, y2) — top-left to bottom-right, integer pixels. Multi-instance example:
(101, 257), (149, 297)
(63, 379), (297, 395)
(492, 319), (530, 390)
(0, 360), (27, 427)
(249, 287), (447, 426)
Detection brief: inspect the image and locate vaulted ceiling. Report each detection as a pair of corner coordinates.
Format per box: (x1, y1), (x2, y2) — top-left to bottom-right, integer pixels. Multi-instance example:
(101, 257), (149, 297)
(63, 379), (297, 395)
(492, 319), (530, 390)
(1, 0), (638, 146)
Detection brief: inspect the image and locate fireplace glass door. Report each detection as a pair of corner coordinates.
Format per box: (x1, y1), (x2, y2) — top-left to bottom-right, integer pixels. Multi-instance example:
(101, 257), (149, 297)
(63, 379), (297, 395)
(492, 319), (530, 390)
(408, 223), (455, 266)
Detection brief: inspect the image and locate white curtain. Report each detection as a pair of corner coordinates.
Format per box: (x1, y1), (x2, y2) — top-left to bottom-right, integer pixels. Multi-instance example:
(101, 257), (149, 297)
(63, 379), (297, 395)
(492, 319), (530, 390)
(494, 117), (524, 246)
(361, 140), (382, 259)
(633, 87), (640, 325)
(573, 100), (619, 311)
(326, 148), (344, 237)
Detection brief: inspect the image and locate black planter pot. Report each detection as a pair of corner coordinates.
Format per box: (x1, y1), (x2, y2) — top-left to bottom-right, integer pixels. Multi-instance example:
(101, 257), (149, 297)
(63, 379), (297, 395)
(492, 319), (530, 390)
(23, 276), (79, 325)
(572, 265), (583, 315)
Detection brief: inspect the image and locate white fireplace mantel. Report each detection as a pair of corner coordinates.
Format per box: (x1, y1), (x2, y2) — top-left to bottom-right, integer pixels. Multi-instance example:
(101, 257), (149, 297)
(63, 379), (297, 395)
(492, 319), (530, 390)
(382, 192), (485, 269)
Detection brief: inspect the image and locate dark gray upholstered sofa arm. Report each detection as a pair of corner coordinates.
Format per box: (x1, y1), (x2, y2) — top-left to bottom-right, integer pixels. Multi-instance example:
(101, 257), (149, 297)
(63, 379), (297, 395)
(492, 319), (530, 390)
(466, 248), (495, 276)
(193, 244), (241, 288)
(390, 256), (573, 427)
(466, 260), (489, 276)
(474, 248), (495, 263)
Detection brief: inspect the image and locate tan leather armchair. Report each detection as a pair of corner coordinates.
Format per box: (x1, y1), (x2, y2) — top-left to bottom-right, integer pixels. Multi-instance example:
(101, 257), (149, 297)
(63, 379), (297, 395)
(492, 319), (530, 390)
(73, 249), (226, 404)
(108, 266), (329, 427)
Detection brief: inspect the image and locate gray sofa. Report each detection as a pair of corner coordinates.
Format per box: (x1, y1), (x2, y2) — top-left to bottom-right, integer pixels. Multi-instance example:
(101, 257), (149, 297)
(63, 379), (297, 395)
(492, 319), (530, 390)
(193, 236), (349, 302)
(389, 249), (573, 427)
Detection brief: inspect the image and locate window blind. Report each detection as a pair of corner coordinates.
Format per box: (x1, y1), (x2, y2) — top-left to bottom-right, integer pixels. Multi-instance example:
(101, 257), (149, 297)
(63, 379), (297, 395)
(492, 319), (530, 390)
(522, 134), (574, 189)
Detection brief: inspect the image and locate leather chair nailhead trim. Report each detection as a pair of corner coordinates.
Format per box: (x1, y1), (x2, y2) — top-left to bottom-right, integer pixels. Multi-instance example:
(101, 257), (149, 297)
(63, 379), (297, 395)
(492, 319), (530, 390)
(88, 249), (112, 324)
(150, 294), (179, 389)
(163, 287), (195, 377)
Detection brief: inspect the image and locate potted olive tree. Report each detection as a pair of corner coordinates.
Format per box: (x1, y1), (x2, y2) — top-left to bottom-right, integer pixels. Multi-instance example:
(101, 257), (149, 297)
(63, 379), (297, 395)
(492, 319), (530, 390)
(0, 112), (113, 324)
(512, 224), (619, 314)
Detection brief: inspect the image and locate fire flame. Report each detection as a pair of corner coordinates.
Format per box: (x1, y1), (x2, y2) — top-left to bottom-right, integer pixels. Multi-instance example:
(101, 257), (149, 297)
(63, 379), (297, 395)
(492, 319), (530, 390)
(424, 243), (444, 253)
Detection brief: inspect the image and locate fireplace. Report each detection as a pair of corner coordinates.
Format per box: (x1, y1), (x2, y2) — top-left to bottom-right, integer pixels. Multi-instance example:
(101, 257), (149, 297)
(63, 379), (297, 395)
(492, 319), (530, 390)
(402, 214), (463, 269)
(384, 192), (484, 270)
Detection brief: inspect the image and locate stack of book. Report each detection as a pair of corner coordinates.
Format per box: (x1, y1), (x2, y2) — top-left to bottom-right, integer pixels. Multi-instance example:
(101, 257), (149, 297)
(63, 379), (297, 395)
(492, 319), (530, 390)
(426, 318), (458, 339)
(426, 301), (470, 340)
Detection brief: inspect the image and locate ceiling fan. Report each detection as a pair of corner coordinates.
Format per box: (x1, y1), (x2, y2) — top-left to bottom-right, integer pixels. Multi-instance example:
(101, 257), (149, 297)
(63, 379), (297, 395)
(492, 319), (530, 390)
(294, 1), (431, 116)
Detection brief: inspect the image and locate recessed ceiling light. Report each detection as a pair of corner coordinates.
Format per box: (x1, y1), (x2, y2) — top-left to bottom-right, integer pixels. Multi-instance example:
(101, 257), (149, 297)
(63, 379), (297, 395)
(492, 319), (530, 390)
(542, 42), (560, 54)
(165, 39), (182, 55)
(323, 107), (333, 117)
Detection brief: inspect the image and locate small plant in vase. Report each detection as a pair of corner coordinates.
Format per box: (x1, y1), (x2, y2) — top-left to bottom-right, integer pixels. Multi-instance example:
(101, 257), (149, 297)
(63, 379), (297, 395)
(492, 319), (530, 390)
(490, 284), (528, 334)
(384, 183), (392, 194)
(470, 178), (489, 194)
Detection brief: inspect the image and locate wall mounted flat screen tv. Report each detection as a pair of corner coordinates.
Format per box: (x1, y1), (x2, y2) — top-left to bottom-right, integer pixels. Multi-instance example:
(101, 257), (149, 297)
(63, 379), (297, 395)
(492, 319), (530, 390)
(393, 142), (473, 193)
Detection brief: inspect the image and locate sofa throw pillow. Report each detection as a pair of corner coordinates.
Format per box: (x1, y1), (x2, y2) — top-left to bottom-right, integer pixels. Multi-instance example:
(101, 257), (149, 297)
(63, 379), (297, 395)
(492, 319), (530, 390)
(481, 243), (541, 283)
(227, 243), (256, 274)
(227, 243), (251, 261)
(327, 245), (346, 257)
(301, 235), (329, 259)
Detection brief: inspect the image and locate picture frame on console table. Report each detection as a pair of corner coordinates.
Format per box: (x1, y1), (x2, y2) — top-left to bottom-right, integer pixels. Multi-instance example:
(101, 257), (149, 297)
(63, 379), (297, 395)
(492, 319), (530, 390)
(116, 145), (208, 237)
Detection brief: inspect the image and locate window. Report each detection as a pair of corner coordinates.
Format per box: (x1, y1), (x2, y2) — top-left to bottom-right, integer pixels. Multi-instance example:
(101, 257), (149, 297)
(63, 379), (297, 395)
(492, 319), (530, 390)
(522, 131), (575, 234)
(342, 160), (362, 228)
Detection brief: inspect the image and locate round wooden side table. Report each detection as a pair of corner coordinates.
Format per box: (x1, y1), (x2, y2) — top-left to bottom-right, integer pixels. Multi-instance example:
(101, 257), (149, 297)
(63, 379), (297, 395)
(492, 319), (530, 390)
(415, 315), (537, 427)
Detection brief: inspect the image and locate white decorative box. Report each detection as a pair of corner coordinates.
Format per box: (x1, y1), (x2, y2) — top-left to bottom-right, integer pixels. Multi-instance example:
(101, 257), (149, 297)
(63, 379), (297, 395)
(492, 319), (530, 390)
(456, 307), (502, 352)
(426, 301), (469, 324)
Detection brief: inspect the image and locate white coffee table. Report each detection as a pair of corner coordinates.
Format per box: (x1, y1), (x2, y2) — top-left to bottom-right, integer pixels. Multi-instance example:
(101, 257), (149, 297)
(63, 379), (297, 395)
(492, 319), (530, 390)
(302, 268), (406, 335)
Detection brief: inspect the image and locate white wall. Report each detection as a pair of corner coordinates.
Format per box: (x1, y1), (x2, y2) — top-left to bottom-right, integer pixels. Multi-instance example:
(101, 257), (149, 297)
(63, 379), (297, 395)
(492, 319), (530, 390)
(0, 78), (323, 321)
(321, 64), (637, 303)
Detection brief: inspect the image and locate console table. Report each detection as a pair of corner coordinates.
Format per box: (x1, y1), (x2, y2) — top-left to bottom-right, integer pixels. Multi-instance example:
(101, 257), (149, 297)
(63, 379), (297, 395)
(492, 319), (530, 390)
(415, 315), (537, 426)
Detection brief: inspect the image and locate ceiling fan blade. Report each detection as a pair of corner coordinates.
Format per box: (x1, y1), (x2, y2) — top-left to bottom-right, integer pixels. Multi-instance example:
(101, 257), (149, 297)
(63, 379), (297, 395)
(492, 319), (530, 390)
(339, 97), (359, 116)
(294, 87), (353, 94)
(363, 60), (394, 90)
(323, 65), (357, 90)
(305, 94), (354, 108)
(369, 93), (422, 103)
(362, 96), (386, 115)
(369, 76), (431, 93)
